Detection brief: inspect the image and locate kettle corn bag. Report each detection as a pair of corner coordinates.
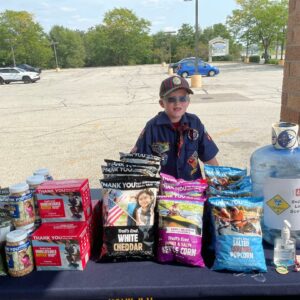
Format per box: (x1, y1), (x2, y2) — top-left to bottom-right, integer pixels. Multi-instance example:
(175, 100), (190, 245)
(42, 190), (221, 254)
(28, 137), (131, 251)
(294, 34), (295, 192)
(157, 195), (206, 267)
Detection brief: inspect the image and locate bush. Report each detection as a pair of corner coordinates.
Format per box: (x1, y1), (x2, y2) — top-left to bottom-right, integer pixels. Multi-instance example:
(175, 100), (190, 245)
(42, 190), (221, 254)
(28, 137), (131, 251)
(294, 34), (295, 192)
(212, 55), (233, 61)
(268, 59), (279, 65)
(249, 55), (260, 63)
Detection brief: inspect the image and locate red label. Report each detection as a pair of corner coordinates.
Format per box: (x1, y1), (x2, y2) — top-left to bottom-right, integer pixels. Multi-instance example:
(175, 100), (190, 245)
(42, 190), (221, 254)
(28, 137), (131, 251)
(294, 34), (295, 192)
(296, 189), (300, 196)
(39, 199), (66, 218)
(34, 246), (61, 266)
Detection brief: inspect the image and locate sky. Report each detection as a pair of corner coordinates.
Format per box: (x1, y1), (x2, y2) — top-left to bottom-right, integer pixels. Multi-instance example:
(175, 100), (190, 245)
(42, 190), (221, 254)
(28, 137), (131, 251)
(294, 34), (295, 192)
(0, 0), (238, 34)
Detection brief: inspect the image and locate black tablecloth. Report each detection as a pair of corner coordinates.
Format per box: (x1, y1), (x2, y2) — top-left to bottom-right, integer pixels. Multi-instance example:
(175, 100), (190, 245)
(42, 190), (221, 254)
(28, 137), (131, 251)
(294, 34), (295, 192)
(1, 189), (300, 300)
(1, 245), (300, 300)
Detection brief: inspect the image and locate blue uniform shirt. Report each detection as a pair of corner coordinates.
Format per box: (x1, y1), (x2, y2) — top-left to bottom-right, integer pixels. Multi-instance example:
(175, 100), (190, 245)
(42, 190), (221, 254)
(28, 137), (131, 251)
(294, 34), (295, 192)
(133, 111), (219, 180)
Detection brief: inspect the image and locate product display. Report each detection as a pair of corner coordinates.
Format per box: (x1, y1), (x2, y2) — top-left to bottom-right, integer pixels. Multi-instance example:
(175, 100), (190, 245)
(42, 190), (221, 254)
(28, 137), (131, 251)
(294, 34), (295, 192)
(119, 152), (161, 166)
(0, 216), (11, 275)
(204, 165), (247, 190)
(100, 176), (160, 261)
(26, 175), (45, 227)
(33, 168), (53, 181)
(160, 172), (208, 197)
(36, 179), (92, 222)
(209, 196), (267, 273)
(31, 222), (90, 271)
(157, 195), (206, 267)
(5, 229), (34, 277)
(251, 122), (300, 247)
(2, 120), (300, 283)
(273, 220), (296, 267)
(8, 183), (35, 227)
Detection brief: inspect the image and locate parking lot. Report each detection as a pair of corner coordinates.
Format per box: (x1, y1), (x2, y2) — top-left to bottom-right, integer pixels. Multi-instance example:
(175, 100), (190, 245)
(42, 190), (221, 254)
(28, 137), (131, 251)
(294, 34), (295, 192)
(0, 62), (283, 187)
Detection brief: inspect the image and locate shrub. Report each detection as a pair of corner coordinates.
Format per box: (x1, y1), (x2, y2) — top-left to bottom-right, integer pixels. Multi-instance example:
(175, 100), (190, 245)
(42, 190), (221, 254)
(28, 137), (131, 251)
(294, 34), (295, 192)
(268, 59), (279, 65)
(249, 55), (260, 63)
(212, 55), (233, 61)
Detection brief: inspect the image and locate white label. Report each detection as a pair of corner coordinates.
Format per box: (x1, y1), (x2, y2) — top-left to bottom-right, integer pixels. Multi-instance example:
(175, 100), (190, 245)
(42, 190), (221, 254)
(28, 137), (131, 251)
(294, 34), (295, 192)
(264, 177), (300, 230)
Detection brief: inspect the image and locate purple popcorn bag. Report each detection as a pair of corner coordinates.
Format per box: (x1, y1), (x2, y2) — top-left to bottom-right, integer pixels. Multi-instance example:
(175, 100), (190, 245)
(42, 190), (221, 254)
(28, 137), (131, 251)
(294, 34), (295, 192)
(157, 195), (206, 267)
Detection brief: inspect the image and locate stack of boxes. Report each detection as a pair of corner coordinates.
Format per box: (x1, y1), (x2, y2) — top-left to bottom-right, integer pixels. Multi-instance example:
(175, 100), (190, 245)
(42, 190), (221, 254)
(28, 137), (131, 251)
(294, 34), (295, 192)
(31, 179), (92, 271)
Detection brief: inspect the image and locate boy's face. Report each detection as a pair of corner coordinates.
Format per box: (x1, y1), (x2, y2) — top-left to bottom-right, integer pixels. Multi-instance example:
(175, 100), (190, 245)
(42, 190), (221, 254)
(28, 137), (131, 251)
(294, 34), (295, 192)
(160, 88), (190, 123)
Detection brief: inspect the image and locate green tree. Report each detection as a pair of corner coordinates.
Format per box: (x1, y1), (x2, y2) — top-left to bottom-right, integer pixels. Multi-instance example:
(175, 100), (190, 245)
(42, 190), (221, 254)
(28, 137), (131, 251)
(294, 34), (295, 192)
(177, 24), (194, 48)
(0, 10), (52, 67)
(152, 31), (170, 63)
(85, 8), (152, 66)
(101, 8), (152, 65)
(227, 0), (288, 63)
(84, 25), (108, 66)
(174, 24), (195, 61)
(49, 26), (86, 68)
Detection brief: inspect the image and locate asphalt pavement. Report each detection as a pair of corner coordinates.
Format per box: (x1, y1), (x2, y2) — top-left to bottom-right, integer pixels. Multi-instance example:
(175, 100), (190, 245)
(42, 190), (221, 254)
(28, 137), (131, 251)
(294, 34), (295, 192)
(0, 62), (283, 187)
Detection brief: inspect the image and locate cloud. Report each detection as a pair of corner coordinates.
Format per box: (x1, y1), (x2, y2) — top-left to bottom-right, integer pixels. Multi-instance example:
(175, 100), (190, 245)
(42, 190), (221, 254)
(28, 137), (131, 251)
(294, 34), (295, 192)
(41, 1), (50, 8)
(71, 15), (92, 23)
(60, 6), (77, 12)
(163, 26), (178, 33)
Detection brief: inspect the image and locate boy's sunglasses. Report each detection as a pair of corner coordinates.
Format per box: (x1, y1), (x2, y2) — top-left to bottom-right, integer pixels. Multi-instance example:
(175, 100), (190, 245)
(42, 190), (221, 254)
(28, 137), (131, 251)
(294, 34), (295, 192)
(164, 95), (190, 103)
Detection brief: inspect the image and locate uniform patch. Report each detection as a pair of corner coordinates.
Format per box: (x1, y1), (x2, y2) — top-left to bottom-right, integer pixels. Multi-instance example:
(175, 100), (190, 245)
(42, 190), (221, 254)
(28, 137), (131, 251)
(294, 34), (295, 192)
(187, 151), (198, 174)
(188, 129), (199, 141)
(151, 142), (170, 155)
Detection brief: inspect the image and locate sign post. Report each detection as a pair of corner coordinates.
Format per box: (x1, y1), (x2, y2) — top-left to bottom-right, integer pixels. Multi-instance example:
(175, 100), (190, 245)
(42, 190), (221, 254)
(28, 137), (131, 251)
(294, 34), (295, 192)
(209, 37), (229, 62)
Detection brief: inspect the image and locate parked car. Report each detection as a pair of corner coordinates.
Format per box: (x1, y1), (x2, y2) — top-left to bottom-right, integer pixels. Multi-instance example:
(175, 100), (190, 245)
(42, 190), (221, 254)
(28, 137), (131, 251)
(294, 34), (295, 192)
(0, 67), (40, 84)
(17, 64), (42, 74)
(176, 61), (219, 77)
(169, 57), (200, 72)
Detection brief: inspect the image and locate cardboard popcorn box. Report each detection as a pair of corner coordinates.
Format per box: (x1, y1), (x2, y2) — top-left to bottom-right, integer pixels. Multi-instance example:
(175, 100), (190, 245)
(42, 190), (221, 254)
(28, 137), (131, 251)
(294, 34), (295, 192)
(31, 222), (90, 271)
(36, 179), (92, 222)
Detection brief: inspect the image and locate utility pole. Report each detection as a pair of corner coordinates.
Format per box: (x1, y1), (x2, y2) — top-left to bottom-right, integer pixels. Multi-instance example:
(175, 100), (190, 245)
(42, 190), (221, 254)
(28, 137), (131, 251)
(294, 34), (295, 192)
(164, 31), (176, 64)
(184, 0), (201, 87)
(5, 39), (16, 67)
(51, 41), (59, 71)
(194, 0), (199, 74)
(10, 44), (16, 67)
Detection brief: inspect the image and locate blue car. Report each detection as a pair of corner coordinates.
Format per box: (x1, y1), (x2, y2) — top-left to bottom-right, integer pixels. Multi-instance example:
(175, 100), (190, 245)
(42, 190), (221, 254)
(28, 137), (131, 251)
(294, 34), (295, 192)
(176, 60), (219, 77)
(169, 57), (199, 72)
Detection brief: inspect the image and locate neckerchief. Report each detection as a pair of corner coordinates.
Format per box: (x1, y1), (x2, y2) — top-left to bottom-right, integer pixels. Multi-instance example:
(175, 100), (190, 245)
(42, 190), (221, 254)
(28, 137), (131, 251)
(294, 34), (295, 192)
(172, 123), (190, 157)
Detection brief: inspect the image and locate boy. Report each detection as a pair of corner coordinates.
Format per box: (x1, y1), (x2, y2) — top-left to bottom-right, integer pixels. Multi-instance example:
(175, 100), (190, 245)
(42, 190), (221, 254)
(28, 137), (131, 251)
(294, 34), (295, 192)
(131, 75), (219, 180)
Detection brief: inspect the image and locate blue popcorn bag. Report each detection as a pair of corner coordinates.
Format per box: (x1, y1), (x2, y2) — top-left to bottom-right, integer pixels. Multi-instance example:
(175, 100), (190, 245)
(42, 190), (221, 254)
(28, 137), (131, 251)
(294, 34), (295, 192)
(209, 196), (267, 273)
(204, 165), (247, 191)
(208, 176), (252, 197)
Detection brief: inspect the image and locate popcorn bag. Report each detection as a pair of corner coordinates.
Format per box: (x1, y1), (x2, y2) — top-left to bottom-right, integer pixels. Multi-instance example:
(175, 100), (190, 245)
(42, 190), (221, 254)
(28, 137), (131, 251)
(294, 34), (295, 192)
(99, 176), (160, 261)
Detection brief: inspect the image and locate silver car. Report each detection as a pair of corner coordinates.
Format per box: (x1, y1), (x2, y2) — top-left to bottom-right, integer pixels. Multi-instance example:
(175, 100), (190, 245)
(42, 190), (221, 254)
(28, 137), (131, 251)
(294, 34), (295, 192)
(0, 67), (40, 84)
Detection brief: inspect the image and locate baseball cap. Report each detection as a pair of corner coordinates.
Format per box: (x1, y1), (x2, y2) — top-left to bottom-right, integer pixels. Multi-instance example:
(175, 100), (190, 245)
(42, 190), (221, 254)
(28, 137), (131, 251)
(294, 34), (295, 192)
(159, 76), (194, 98)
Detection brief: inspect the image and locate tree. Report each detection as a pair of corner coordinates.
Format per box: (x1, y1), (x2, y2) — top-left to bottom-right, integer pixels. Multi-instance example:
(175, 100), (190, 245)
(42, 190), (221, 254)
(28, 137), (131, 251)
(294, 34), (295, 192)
(227, 0), (288, 63)
(152, 31), (170, 63)
(49, 26), (86, 68)
(84, 25), (107, 66)
(100, 8), (152, 65)
(177, 24), (194, 48)
(0, 10), (52, 67)
(174, 24), (195, 61)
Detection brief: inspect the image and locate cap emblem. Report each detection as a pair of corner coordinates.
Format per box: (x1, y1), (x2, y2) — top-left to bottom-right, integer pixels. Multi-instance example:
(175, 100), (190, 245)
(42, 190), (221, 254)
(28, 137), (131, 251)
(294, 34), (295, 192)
(172, 77), (181, 86)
